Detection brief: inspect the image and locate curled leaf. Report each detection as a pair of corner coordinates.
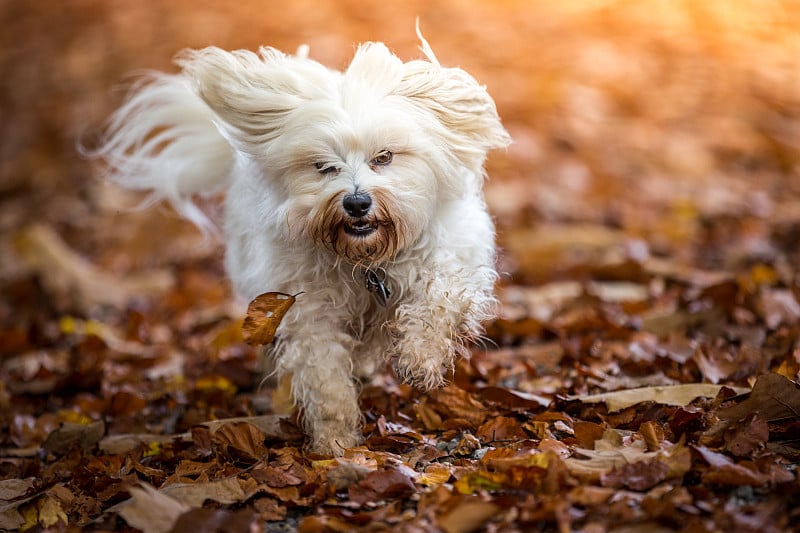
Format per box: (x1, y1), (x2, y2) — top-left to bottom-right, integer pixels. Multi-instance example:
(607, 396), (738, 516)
(241, 292), (296, 346)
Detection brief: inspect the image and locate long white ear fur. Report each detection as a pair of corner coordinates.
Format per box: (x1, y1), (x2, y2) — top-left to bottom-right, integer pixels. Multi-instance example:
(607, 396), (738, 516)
(400, 25), (511, 168)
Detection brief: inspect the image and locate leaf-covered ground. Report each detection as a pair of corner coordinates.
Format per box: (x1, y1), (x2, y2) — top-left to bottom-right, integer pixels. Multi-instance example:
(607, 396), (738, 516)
(3, 1), (800, 531)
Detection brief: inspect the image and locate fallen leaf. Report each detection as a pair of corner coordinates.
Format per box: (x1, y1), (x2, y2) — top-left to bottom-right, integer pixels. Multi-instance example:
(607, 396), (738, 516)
(476, 416), (529, 442)
(348, 467), (416, 504)
(476, 386), (550, 410)
(723, 414), (769, 457)
(417, 463), (452, 486)
(437, 496), (499, 533)
(757, 288), (800, 329)
(601, 459), (668, 491)
(117, 484), (189, 533)
(587, 280), (650, 303)
(99, 433), (180, 455)
(426, 386), (487, 428)
(42, 421), (105, 456)
(573, 383), (748, 412)
(253, 497), (287, 522)
(325, 460), (374, 491)
(168, 507), (258, 533)
(573, 421), (606, 449)
(198, 414), (299, 440)
(241, 292), (296, 346)
(161, 478), (247, 507)
(693, 446), (777, 487)
(453, 470), (507, 494)
(212, 422), (269, 463)
(717, 373), (800, 422)
(0, 479), (37, 531)
(32, 493), (68, 529)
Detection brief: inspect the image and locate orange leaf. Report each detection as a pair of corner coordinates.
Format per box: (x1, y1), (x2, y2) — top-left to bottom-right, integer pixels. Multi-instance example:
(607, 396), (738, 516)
(241, 292), (296, 346)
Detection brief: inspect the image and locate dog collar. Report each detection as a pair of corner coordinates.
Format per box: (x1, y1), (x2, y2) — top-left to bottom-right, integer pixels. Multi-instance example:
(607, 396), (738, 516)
(364, 267), (391, 306)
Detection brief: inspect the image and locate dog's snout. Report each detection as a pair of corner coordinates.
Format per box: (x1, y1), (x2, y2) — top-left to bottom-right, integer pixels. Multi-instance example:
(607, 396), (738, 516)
(342, 192), (372, 218)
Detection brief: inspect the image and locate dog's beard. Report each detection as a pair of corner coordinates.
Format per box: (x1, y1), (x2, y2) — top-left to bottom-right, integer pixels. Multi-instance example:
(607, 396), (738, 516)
(307, 191), (406, 266)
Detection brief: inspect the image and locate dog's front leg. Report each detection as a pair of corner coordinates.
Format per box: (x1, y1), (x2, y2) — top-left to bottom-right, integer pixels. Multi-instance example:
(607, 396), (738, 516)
(390, 263), (496, 391)
(274, 327), (362, 455)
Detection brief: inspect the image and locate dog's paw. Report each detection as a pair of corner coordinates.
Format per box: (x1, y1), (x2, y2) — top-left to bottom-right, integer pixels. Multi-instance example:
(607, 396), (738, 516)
(390, 329), (455, 391)
(310, 420), (362, 456)
(394, 353), (448, 391)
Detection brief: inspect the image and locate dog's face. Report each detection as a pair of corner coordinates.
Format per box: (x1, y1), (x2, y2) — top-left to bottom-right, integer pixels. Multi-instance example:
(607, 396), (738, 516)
(181, 41), (509, 265)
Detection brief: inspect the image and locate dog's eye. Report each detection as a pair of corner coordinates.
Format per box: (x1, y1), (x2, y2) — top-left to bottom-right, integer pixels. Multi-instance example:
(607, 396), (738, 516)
(370, 150), (393, 167)
(314, 162), (338, 175)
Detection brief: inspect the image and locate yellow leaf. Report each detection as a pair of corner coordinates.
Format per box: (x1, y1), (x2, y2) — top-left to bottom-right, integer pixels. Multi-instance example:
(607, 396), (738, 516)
(311, 459), (337, 470)
(20, 503), (39, 531)
(241, 292), (297, 346)
(143, 441), (163, 458)
(36, 495), (67, 528)
(738, 263), (779, 292)
(59, 316), (78, 335)
(195, 375), (236, 394)
(57, 409), (93, 426)
(485, 450), (552, 472)
(417, 463), (452, 486)
(453, 471), (506, 494)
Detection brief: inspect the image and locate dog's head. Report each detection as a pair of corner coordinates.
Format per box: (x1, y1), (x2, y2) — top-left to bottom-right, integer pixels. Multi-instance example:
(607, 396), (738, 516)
(182, 35), (510, 265)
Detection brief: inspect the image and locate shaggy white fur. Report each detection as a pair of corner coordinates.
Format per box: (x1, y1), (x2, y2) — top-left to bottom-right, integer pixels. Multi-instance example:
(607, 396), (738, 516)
(92, 30), (510, 455)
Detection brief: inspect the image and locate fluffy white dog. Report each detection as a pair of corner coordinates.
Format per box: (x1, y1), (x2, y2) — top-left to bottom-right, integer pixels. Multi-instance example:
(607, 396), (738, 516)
(94, 31), (510, 455)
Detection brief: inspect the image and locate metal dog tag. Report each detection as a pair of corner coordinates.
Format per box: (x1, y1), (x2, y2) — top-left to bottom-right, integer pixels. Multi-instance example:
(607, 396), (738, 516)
(364, 267), (391, 306)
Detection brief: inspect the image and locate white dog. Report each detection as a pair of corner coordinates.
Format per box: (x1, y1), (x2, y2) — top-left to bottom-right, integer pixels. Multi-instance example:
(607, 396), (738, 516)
(93, 31), (510, 455)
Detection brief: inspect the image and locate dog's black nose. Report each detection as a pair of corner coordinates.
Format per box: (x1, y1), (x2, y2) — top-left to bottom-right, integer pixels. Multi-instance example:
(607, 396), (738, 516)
(342, 192), (372, 218)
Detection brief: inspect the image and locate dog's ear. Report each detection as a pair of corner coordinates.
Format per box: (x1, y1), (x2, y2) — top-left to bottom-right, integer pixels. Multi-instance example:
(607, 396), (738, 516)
(398, 60), (511, 161)
(344, 42), (404, 94)
(178, 46), (330, 150)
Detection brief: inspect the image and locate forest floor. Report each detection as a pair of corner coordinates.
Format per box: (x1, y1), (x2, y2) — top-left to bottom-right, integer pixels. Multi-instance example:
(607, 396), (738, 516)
(2, 1), (800, 531)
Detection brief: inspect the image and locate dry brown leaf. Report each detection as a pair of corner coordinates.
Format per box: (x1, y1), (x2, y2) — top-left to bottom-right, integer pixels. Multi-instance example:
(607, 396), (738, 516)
(437, 497), (499, 533)
(99, 433), (181, 455)
(0, 479), (37, 531)
(693, 446), (783, 487)
(199, 414), (294, 439)
(757, 288), (800, 329)
(426, 386), (488, 428)
(417, 463), (452, 486)
(42, 421), (105, 456)
(723, 414), (769, 457)
(566, 435), (652, 478)
(717, 373), (800, 422)
(241, 292), (296, 346)
(476, 416), (529, 442)
(168, 507), (258, 533)
(348, 467), (416, 504)
(161, 478), (247, 507)
(325, 460), (374, 491)
(117, 484), (189, 533)
(573, 383), (749, 412)
(476, 386), (550, 410)
(212, 422), (269, 462)
(601, 459), (668, 491)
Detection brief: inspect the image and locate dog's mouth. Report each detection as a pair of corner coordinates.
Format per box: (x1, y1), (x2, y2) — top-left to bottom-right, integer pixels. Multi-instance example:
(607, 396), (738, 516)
(343, 219), (378, 237)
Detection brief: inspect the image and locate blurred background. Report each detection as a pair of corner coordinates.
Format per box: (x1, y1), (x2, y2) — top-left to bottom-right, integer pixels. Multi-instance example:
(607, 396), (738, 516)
(2, 0), (800, 294)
